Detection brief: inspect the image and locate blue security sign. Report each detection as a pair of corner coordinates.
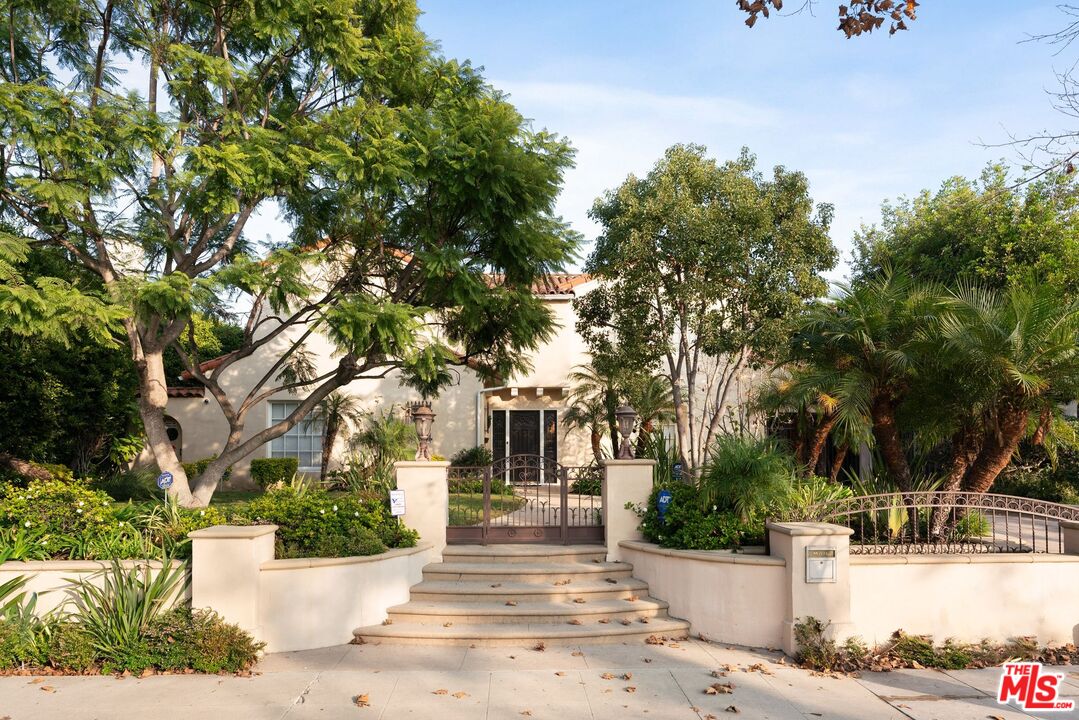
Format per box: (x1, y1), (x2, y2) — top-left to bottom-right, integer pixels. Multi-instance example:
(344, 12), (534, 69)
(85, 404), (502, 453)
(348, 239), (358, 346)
(656, 489), (673, 522)
(156, 471), (174, 490)
(672, 463), (683, 482)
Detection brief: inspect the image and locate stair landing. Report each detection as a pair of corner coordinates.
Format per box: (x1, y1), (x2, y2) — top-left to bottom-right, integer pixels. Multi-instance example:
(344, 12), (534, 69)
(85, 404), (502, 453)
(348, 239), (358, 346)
(353, 545), (691, 647)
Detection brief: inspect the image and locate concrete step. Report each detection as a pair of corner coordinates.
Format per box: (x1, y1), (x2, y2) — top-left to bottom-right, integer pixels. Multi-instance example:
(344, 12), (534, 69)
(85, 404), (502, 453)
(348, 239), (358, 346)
(386, 597), (670, 625)
(408, 578), (649, 603)
(441, 544), (607, 564)
(423, 561), (633, 584)
(353, 617), (691, 647)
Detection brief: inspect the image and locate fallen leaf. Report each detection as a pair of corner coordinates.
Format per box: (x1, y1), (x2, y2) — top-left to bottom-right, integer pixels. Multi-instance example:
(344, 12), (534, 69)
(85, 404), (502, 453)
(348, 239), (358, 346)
(573, 598), (586, 604)
(534, 642), (546, 652)
(705, 682), (735, 695)
(601, 673), (616, 680)
(505, 601), (518, 607)
(599, 618), (610, 624)
(432, 689), (448, 695)
(452, 692), (469, 699)
(443, 622), (453, 628)
(605, 578), (617, 584)
(381, 618), (393, 626)
(624, 686), (636, 693)
(520, 712), (533, 717)
(568, 619), (583, 625)
(627, 595), (638, 602)
(643, 658), (652, 663)
(490, 583), (502, 588)
(353, 694), (370, 708)
(725, 705), (740, 714)
(554, 579), (571, 586)
(620, 619), (632, 626)
(29, 678), (45, 684)
(571, 651), (584, 657)
(555, 671), (566, 677)
(40, 686), (56, 693)
(638, 618), (649, 624)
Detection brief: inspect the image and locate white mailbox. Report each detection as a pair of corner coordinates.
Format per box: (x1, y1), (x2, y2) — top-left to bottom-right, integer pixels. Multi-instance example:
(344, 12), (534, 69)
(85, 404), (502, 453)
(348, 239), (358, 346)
(805, 547), (837, 584)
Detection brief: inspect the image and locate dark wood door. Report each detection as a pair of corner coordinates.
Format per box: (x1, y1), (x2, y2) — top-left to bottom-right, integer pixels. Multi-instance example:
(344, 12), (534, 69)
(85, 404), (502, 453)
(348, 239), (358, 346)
(509, 411), (540, 453)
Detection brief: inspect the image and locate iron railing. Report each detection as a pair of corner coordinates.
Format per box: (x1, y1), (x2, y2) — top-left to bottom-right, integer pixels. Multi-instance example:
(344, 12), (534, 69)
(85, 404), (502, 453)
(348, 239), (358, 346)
(804, 491), (1079, 554)
(446, 454), (603, 544)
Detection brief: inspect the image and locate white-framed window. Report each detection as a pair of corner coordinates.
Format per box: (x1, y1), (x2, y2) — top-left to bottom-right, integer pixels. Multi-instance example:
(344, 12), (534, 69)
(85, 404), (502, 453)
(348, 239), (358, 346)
(268, 401), (324, 471)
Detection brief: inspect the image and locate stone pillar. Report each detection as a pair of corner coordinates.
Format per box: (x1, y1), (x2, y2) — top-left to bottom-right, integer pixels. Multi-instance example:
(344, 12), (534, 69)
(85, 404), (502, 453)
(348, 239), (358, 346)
(188, 524), (277, 638)
(602, 459), (655, 562)
(394, 460), (450, 558)
(766, 521), (854, 656)
(1062, 520), (1079, 555)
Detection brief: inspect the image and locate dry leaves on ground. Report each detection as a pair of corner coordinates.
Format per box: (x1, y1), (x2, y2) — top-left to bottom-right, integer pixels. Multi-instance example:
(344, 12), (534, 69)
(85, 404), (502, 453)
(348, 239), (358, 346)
(452, 692), (469, 699)
(568, 619), (583, 625)
(505, 601), (518, 606)
(624, 686), (636, 693)
(353, 694), (370, 708)
(705, 682), (734, 695)
(725, 705), (740, 714)
(533, 642), (546, 652)
(432, 689), (448, 695)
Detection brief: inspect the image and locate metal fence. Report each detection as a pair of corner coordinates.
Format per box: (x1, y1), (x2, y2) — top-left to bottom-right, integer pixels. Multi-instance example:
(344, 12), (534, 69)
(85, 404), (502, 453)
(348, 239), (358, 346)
(805, 491), (1079, 554)
(446, 454), (603, 544)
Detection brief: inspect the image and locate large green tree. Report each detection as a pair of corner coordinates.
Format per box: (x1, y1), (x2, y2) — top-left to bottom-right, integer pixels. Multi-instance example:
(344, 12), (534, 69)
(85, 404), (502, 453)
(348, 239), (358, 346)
(0, 0), (577, 505)
(577, 145), (837, 470)
(852, 166), (1079, 296)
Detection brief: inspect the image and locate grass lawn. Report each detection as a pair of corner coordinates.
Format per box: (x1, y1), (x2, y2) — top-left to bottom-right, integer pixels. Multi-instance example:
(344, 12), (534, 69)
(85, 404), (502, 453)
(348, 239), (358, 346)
(448, 492), (525, 526)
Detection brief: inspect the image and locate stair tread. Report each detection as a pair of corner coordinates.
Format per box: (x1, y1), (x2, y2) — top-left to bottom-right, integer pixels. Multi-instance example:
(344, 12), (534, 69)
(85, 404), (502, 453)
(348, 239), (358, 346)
(427, 561), (630, 575)
(388, 597), (668, 617)
(355, 617), (690, 641)
(443, 545), (605, 557)
(410, 578), (648, 596)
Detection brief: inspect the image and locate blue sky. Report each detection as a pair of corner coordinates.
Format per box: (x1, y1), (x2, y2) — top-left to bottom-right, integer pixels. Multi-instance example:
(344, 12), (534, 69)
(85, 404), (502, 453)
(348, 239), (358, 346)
(415, 1), (1073, 279)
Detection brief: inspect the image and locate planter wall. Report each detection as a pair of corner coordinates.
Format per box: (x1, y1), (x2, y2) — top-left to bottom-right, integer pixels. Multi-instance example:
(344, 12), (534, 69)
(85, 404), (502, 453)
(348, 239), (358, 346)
(0, 559), (189, 614)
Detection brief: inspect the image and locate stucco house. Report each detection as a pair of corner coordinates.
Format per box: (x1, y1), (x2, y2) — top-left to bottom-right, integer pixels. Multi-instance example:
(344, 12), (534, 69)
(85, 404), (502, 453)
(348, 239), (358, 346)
(159, 274), (606, 487)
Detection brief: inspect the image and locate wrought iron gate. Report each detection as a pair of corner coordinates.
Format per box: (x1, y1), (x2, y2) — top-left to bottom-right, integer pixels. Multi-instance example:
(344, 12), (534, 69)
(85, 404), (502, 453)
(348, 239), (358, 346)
(447, 454), (604, 544)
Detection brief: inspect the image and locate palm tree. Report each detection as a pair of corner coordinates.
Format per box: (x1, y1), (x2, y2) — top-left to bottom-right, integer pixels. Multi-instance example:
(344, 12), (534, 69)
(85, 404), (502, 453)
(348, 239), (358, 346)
(309, 392), (366, 482)
(933, 282), (1079, 494)
(567, 363), (622, 455)
(632, 374), (675, 452)
(563, 394), (608, 464)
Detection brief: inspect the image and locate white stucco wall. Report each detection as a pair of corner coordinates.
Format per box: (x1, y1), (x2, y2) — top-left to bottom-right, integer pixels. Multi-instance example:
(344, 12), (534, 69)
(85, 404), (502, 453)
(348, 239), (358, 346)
(0, 559), (189, 615)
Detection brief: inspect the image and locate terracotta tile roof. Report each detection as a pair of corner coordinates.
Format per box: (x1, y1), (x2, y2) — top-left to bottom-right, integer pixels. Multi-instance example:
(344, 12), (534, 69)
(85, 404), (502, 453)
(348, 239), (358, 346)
(167, 386), (205, 398)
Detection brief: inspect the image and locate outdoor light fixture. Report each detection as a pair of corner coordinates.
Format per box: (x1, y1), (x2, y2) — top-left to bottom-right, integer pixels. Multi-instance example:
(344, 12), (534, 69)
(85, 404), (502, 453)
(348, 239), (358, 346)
(410, 401), (435, 461)
(615, 404), (638, 459)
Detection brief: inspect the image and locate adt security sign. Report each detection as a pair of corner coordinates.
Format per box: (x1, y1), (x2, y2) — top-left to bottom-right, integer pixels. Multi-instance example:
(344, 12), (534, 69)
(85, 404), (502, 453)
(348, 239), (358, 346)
(656, 489), (673, 522)
(672, 463), (683, 482)
(389, 489), (406, 517)
(156, 471), (174, 490)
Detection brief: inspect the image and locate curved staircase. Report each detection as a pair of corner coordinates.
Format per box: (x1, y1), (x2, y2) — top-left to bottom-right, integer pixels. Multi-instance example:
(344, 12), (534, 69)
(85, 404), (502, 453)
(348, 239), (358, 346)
(353, 545), (690, 646)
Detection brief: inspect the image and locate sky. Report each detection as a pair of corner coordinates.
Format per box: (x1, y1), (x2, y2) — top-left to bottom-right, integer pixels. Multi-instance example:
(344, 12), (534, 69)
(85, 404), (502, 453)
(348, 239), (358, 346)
(411, 0), (1075, 280)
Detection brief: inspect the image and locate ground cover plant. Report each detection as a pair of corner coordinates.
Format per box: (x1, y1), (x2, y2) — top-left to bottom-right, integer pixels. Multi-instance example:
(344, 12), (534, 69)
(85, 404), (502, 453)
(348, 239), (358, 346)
(793, 617), (1076, 674)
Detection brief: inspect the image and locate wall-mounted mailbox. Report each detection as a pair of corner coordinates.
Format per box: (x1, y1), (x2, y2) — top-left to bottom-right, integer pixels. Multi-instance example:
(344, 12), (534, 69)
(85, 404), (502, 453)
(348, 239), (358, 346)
(805, 547), (837, 583)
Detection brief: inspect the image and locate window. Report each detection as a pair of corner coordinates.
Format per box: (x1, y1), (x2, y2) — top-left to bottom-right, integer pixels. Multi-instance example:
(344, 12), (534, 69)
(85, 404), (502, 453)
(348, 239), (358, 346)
(268, 401), (324, 470)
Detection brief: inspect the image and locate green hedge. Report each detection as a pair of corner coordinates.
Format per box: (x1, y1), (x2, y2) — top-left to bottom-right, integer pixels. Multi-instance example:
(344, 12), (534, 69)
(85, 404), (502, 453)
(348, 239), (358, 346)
(634, 483), (763, 550)
(249, 458), (298, 488)
(181, 458), (232, 484)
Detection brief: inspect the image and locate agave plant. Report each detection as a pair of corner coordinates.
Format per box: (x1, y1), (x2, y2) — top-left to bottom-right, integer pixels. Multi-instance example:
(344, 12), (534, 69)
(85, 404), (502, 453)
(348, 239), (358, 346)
(63, 559), (188, 661)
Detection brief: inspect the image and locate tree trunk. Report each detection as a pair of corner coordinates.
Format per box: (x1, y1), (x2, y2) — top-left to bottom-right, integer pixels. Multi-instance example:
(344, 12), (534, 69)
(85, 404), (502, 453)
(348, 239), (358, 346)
(136, 349), (197, 506)
(320, 416), (340, 483)
(0, 454), (51, 482)
(828, 444), (848, 483)
(803, 413), (837, 478)
(590, 429), (604, 465)
(929, 426), (981, 539)
(870, 396), (912, 492)
(635, 419), (655, 455)
(961, 405), (1029, 495)
(671, 379), (693, 470)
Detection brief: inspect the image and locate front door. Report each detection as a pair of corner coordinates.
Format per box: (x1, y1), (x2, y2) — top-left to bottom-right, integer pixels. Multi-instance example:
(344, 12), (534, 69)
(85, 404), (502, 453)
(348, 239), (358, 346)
(509, 411), (540, 484)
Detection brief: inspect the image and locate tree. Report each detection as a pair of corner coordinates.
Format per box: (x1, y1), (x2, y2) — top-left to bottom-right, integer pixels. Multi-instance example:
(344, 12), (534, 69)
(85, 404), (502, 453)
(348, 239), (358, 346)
(0, 1), (577, 505)
(577, 145), (836, 471)
(0, 247), (139, 474)
(309, 392), (365, 483)
(737, 1), (920, 37)
(852, 166), (1079, 298)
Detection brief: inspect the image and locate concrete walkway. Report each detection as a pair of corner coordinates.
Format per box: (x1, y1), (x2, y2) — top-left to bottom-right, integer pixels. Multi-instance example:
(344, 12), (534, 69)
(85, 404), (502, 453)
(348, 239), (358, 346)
(1, 639), (1076, 719)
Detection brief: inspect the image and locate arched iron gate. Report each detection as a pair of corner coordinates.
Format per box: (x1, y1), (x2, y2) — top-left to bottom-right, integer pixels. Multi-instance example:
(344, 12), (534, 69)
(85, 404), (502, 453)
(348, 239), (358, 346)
(804, 491), (1079, 554)
(447, 454), (604, 544)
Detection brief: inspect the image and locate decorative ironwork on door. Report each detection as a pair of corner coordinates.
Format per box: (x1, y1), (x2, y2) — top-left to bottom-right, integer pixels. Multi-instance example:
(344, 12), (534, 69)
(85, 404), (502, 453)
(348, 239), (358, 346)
(447, 454), (604, 544)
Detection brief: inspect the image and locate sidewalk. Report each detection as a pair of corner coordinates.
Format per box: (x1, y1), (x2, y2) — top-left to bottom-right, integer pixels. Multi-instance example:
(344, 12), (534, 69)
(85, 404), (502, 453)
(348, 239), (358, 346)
(0, 638), (1075, 719)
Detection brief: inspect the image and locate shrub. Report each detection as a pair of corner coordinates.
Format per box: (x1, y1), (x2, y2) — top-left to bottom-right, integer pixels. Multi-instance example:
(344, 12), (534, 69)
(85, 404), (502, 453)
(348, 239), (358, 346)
(993, 470), (1079, 505)
(0, 620), (31, 668)
(136, 499), (227, 557)
(698, 434), (796, 520)
(250, 458), (299, 488)
(633, 483), (763, 550)
(570, 475), (602, 496)
(64, 560), (189, 672)
(46, 623), (98, 672)
(143, 607), (263, 673)
(236, 486), (417, 558)
(0, 477), (116, 537)
(92, 470), (159, 502)
(181, 458), (232, 484)
(450, 446), (493, 467)
(775, 476), (854, 521)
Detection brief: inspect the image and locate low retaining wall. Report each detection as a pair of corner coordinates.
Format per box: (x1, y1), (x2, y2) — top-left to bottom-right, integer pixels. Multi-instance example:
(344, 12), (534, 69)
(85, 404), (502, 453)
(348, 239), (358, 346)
(258, 545), (434, 652)
(0, 559), (189, 614)
(850, 554), (1079, 646)
(619, 540), (787, 649)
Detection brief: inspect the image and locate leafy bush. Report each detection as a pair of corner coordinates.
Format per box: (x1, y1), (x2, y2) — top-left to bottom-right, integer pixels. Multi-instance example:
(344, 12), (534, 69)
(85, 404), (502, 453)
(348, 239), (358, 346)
(181, 458), (232, 484)
(46, 622), (98, 672)
(633, 483), (763, 550)
(774, 476), (854, 521)
(0, 477), (115, 537)
(954, 511), (991, 539)
(698, 434), (796, 520)
(638, 431), (680, 486)
(993, 470), (1079, 505)
(250, 458), (299, 488)
(237, 486), (417, 558)
(63, 559), (189, 672)
(570, 475), (602, 495)
(143, 607), (263, 673)
(450, 446), (493, 467)
(91, 469), (159, 502)
(448, 476), (512, 495)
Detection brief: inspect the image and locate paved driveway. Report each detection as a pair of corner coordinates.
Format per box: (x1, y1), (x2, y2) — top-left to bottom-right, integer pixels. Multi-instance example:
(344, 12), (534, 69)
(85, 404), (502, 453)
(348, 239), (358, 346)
(0, 639), (1075, 719)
